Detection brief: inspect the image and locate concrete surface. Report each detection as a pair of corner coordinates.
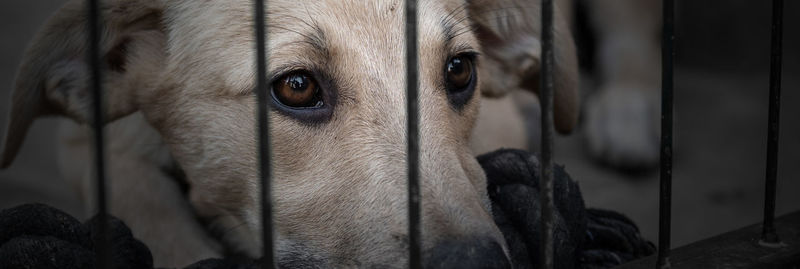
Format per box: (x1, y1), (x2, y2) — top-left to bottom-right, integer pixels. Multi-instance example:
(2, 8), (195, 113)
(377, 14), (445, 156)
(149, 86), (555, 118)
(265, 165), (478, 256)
(0, 0), (798, 253)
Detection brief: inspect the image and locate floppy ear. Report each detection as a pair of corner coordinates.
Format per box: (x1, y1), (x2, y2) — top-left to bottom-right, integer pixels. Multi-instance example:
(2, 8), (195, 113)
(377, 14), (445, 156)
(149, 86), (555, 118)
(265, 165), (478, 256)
(0, 0), (165, 168)
(468, 0), (579, 134)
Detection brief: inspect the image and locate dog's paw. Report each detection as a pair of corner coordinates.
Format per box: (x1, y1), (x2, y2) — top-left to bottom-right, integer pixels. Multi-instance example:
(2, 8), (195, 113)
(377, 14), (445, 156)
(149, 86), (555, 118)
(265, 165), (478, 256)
(584, 85), (660, 171)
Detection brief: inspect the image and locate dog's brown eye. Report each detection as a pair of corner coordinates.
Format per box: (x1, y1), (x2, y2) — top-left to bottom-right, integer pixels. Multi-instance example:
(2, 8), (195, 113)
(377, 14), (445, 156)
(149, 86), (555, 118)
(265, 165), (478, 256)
(272, 71), (322, 108)
(446, 56), (474, 90)
(444, 54), (477, 109)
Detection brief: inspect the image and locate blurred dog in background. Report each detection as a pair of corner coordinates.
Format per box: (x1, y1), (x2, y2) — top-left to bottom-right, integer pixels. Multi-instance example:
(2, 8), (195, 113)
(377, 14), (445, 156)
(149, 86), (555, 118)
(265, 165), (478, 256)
(580, 0), (661, 171)
(480, 0), (662, 171)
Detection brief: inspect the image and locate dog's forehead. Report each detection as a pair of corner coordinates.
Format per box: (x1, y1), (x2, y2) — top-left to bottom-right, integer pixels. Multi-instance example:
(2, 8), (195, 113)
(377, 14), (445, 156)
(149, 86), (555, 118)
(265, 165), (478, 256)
(161, 0), (474, 94)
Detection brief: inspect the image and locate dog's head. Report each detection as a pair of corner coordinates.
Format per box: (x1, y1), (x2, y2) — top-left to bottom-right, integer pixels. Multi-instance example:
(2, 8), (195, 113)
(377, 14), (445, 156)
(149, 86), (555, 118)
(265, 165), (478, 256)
(1, 0), (577, 267)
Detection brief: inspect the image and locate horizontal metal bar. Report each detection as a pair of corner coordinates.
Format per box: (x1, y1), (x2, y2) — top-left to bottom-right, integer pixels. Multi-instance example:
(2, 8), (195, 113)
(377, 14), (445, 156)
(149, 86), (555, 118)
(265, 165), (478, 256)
(616, 211), (800, 268)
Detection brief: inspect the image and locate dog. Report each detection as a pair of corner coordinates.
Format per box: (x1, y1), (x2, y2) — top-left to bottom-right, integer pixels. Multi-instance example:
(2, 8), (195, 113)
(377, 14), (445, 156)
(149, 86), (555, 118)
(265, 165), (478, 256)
(0, 0), (579, 267)
(582, 0), (662, 170)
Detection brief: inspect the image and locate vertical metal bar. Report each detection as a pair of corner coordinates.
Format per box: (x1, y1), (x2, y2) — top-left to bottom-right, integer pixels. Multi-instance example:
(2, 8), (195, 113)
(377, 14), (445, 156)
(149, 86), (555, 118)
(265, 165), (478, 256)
(254, 0), (275, 267)
(405, 0), (421, 268)
(761, 0), (783, 246)
(87, 0), (110, 268)
(87, 0), (111, 268)
(657, 0), (674, 268)
(539, 0), (555, 268)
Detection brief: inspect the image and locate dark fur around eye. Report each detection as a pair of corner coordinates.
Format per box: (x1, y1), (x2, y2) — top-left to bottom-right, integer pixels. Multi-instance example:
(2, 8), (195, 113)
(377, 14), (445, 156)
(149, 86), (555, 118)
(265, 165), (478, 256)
(444, 53), (477, 110)
(269, 70), (336, 124)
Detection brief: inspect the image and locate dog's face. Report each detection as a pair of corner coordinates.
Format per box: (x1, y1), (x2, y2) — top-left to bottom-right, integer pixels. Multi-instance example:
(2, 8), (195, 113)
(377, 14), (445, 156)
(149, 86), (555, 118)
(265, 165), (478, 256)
(1, 0), (577, 267)
(156, 1), (501, 265)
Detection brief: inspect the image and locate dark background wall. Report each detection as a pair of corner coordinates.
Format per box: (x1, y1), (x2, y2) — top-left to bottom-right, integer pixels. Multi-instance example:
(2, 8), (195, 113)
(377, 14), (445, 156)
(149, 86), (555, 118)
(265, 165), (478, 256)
(676, 0), (799, 73)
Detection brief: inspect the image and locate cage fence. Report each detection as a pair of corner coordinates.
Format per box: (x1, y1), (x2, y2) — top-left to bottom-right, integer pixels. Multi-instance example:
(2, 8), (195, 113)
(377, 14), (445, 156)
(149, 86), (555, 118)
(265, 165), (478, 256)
(81, 0), (798, 268)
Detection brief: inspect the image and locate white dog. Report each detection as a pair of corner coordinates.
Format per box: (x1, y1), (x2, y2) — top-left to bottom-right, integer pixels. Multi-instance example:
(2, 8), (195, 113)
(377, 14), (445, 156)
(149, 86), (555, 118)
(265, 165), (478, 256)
(0, 0), (579, 267)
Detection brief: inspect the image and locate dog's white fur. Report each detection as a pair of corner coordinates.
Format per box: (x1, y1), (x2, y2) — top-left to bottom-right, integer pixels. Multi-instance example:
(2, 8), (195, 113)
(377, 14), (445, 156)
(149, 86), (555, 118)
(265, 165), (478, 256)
(1, 0), (578, 267)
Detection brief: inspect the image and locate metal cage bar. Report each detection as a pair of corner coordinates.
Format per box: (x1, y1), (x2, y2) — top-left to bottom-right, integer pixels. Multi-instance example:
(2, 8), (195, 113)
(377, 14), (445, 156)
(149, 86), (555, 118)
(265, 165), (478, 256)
(405, 0), (422, 268)
(761, 0), (784, 246)
(87, 0), (111, 267)
(657, 0), (675, 268)
(539, 0), (556, 268)
(254, 0), (276, 267)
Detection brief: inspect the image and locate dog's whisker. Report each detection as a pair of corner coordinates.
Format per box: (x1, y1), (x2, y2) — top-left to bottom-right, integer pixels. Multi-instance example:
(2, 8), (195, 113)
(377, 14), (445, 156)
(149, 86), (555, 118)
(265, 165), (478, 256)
(451, 25), (478, 40)
(442, 2), (470, 27)
(270, 25), (317, 42)
(278, 12), (318, 36)
(468, 4), (540, 22)
(301, 4), (324, 36)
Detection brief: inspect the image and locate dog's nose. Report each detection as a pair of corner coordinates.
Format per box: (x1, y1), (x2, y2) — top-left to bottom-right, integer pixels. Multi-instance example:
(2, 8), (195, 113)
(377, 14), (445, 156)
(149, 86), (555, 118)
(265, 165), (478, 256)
(424, 238), (510, 268)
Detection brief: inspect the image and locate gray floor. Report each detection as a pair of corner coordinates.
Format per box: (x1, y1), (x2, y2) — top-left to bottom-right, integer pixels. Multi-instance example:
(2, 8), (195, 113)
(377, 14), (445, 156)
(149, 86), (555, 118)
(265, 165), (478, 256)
(1, 1), (798, 252)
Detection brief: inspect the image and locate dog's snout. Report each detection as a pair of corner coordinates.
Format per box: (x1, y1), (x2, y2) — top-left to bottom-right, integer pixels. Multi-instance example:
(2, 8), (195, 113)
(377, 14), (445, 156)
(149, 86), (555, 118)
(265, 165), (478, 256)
(424, 238), (510, 269)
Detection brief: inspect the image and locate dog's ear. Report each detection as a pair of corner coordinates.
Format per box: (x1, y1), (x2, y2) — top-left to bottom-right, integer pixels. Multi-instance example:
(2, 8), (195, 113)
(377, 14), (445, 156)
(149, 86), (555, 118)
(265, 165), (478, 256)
(1, 0), (165, 168)
(468, 0), (579, 133)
